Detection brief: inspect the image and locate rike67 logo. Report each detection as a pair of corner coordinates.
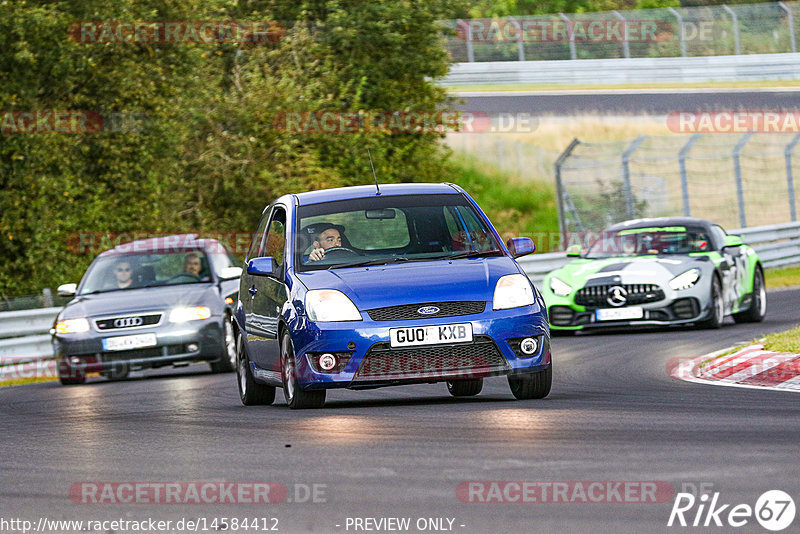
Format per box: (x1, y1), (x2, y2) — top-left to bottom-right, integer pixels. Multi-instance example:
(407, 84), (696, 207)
(668, 490), (795, 531)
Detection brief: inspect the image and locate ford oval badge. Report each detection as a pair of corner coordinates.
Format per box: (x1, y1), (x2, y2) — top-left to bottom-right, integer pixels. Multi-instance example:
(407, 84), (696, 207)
(417, 306), (440, 315)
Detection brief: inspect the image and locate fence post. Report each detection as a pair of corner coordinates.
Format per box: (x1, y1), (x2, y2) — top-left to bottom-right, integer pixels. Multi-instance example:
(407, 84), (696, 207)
(678, 133), (702, 216)
(508, 17), (525, 61)
(559, 13), (577, 60)
(457, 20), (474, 63)
(785, 133), (800, 222)
(722, 5), (741, 55)
(555, 138), (582, 244)
(612, 11), (631, 59)
(733, 132), (753, 228)
(667, 7), (687, 57)
(622, 135), (647, 219)
(779, 2), (797, 53)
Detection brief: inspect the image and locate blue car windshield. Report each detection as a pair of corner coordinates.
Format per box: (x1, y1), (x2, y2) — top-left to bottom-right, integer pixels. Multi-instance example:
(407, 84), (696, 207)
(584, 226), (712, 259)
(79, 250), (213, 294)
(296, 194), (502, 271)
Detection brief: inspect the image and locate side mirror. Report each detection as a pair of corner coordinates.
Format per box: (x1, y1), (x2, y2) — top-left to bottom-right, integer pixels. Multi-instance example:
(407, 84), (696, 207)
(566, 245), (582, 257)
(57, 283), (77, 297)
(247, 257), (278, 277)
(219, 266), (243, 280)
(506, 237), (535, 258)
(724, 235), (744, 248)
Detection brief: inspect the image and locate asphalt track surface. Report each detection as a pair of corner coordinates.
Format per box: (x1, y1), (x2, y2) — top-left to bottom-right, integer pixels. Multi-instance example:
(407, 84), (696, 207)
(456, 88), (800, 115)
(2, 287), (799, 534)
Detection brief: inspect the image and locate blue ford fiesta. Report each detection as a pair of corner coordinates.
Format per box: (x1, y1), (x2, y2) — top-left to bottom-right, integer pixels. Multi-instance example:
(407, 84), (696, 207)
(235, 183), (551, 409)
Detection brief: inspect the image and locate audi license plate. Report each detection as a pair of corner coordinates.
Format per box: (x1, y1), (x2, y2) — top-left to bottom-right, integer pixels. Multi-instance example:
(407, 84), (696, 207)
(595, 307), (644, 321)
(390, 323), (473, 348)
(102, 333), (157, 351)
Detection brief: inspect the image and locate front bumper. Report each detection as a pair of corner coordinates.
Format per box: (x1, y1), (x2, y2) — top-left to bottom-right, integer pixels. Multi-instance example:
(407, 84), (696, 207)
(548, 297), (710, 330)
(284, 303), (550, 390)
(53, 316), (224, 375)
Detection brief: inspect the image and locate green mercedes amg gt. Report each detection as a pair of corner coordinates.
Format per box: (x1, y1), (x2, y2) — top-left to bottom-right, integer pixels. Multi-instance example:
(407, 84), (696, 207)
(542, 217), (766, 332)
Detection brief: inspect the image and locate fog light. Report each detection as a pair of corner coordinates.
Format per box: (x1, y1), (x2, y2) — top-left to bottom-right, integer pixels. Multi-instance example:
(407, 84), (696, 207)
(520, 337), (539, 355)
(70, 357), (81, 365)
(318, 353), (337, 371)
(187, 343), (199, 352)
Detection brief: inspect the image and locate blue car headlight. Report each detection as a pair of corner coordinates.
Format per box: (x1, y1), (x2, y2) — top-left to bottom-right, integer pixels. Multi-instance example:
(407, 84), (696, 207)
(305, 290), (362, 322)
(493, 274), (535, 310)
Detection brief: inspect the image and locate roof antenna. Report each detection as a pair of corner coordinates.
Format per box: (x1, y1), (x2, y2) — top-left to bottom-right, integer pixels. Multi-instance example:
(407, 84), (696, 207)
(367, 147), (381, 196)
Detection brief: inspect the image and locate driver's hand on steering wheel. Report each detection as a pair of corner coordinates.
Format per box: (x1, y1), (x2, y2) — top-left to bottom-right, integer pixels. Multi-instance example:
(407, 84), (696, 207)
(309, 247), (326, 262)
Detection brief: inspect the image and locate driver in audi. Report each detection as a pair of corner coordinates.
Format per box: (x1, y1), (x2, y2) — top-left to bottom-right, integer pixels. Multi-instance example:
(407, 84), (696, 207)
(307, 223), (346, 262)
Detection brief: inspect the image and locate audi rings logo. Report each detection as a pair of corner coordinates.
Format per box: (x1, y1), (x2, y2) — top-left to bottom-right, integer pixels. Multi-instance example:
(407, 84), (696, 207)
(114, 316), (143, 328)
(417, 306), (440, 315)
(607, 286), (628, 307)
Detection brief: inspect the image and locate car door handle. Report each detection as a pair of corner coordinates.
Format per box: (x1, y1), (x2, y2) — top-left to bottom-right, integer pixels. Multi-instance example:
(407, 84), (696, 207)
(248, 286), (258, 296)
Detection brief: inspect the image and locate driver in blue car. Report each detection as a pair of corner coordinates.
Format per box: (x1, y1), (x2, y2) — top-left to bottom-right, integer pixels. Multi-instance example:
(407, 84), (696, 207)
(307, 223), (345, 262)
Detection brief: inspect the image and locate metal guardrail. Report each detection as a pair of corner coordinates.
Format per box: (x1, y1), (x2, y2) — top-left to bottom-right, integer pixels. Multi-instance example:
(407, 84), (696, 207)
(1, 222), (799, 376)
(442, 53), (800, 86)
(519, 222), (800, 285)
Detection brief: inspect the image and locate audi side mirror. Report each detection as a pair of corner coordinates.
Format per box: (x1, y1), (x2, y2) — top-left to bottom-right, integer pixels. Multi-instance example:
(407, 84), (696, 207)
(57, 283), (77, 297)
(723, 235), (744, 248)
(566, 245), (582, 257)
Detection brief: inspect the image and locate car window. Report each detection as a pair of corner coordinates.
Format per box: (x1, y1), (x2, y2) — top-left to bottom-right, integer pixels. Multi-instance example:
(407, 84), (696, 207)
(295, 194), (502, 271)
(262, 207), (286, 265)
(247, 207), (272, 261)
(711, 225), (727, 250)
(585, 226), (712, 258)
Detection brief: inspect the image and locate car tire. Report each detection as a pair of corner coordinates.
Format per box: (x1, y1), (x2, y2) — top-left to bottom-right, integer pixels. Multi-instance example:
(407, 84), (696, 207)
(446, 378), (483, 397)
(210, 314), (237, 373)
(698, 276), (724, 329)
(281, 331), (325, 409)
(508, 365), (552, 400)
(236, 330), (275, 406)
(733, 268), (766, 323)
(101, 363), (129, 381)
(57, 359), (86, 386)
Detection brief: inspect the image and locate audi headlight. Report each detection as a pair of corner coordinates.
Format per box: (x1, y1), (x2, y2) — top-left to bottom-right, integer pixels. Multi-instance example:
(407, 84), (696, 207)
(54, 318), (90, 334)
(669, 268), (701, 290)
(549, 276), (573, 297)
(169, 306), (211, 323)
(305, 290), (362, 322)
(493, 274), (535, 310)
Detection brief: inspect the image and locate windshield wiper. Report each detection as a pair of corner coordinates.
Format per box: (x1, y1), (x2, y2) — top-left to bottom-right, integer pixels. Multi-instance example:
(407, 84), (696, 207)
(444, 249), (504, 260)
(328, 257), (411, 270)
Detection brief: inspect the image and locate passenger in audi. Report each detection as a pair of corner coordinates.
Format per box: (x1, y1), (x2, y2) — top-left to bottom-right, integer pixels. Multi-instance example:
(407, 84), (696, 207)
(112, 260), (134, 289)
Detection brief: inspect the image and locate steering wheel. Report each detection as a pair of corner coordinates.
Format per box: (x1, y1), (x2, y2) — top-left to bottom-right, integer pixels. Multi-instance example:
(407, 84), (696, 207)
(320, 246), (360, 259)
(164, 272), (201, 283)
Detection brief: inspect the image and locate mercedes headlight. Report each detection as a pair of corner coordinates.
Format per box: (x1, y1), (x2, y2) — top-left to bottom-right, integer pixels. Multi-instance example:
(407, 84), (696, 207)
(169, 306), (211, 323)
(305, 290), (362, 322)
(549, 276), (573, 297)
(493, 274), (535, 310)
(54, 318), (90, 334)
(669, 268), (701, 290)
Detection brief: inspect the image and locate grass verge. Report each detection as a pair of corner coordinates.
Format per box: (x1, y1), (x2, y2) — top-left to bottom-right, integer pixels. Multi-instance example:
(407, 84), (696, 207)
(765, 265), (800, 288)
(446, 153), (559, 251)
(0, 376), (57, 387)
(761, 326), (800, 353)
